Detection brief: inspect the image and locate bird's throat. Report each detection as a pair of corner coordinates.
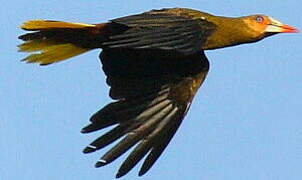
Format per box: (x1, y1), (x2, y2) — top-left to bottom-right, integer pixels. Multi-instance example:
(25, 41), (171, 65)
(202, 17), (261, 50)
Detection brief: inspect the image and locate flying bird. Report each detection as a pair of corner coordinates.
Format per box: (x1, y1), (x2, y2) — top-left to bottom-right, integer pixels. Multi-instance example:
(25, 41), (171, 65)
(18, 8), (298, 178)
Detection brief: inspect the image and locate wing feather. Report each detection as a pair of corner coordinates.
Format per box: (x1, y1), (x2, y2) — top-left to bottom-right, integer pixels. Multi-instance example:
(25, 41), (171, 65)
(82, 49), (209, 177)
(101, 11), (215, 54)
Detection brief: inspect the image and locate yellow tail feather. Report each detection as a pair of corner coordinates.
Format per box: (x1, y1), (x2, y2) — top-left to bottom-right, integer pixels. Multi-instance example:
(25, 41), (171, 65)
(19, 41), (90, 65)
(19, 20), (100, 65)
(21, 20), (95, 30)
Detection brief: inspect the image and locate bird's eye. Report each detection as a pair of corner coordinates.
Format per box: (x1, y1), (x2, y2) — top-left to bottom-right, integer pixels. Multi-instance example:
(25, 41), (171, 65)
(255, 16), (264, 23)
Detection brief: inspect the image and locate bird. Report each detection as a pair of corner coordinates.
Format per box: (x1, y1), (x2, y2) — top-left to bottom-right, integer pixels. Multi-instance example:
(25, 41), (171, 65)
(18, 8), (298, 178)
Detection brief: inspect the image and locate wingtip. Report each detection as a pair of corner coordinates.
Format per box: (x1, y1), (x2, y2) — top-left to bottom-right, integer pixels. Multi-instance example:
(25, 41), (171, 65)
(83, 145), (97, 154)
(95, 159), (108, 168)
(81, 127), (89, 133)
(138, 170), (146, 177)
(81, 123), (98, 134)
(138, 165), (150, 177)
(115, 167), (130, 178)
(115, 172), (124, 179)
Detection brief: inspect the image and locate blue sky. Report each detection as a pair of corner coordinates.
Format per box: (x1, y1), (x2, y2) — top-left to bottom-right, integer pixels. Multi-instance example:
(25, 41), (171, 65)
(1, 1), (301, 180)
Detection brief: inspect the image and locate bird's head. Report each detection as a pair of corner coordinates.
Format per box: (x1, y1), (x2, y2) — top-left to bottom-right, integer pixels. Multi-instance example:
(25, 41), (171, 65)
(203, 14), (299, 50)
(242, 15), (299, 39)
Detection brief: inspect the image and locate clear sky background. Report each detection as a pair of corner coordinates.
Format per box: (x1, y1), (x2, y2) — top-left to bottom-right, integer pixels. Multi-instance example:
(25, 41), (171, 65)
(1, 1), (301, 180)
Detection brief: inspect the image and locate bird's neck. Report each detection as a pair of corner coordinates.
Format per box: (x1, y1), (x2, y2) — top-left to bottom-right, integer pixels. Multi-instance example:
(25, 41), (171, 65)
(203, 16), (262, 50)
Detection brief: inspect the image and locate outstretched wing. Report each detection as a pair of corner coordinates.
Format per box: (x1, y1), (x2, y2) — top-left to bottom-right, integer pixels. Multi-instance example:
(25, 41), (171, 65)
(81, 48), (209, 178)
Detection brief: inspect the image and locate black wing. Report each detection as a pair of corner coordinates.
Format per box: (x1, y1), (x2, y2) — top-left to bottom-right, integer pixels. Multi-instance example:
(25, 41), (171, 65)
(102, 10), (216, 55)
(81, 48), (209, 178)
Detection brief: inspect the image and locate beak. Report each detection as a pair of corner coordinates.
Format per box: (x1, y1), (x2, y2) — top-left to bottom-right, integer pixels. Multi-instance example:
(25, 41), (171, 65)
(280, 24), (300, 33)
(265, 17), (299, 33)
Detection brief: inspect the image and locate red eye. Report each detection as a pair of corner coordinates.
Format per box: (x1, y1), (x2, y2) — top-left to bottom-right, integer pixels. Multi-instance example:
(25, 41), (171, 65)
(256, 16), (264, 23)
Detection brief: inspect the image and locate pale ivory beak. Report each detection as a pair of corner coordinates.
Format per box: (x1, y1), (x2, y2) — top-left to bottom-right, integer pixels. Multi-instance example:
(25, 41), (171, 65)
(265, 17), (299, 33)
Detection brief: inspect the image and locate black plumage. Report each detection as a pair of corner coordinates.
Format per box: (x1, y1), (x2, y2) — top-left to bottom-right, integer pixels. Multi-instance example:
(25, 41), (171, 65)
(81, 49), (209, 177)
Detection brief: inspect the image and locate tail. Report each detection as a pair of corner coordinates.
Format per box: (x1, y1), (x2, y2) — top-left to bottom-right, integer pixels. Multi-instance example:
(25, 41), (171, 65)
(18, 20), (105, 65)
